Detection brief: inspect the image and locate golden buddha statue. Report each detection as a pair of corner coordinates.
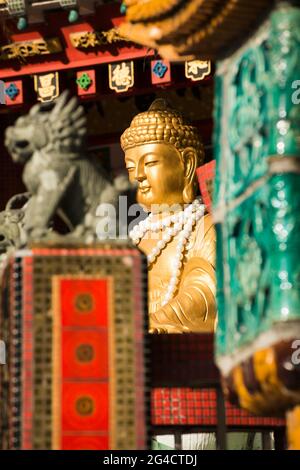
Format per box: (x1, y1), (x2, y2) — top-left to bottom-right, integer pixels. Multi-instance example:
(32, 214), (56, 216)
(121, 99), (216, 333)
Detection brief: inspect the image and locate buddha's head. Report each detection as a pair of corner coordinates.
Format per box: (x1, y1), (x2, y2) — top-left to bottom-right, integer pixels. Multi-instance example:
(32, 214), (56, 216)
(121, 99), (204, 212)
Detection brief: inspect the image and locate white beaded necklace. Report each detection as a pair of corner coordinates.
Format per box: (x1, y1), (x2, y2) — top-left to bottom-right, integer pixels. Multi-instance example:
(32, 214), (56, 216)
(129, 198), (205, 306)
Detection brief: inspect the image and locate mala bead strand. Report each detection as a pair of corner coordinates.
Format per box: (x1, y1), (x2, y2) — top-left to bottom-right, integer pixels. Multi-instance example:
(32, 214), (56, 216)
(129, 198), (205, 305)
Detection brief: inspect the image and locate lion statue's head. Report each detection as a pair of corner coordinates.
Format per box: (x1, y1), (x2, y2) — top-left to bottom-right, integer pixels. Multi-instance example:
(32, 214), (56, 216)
(4, 91), (87, 163)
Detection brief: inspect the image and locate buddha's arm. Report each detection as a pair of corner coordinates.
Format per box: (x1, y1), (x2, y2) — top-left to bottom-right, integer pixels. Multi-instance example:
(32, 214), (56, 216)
(149, 257), (216, 333)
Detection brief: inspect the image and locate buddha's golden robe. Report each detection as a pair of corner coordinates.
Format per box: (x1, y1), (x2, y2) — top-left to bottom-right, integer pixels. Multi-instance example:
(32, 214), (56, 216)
(139, 212), (216, 333)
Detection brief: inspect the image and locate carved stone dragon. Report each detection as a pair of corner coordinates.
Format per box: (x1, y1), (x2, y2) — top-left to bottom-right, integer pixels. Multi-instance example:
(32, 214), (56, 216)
(4, 91), (127, 245)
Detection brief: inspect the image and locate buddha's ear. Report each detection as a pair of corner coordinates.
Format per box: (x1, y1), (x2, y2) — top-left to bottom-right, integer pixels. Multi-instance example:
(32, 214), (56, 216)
(182, 148), (197, 203)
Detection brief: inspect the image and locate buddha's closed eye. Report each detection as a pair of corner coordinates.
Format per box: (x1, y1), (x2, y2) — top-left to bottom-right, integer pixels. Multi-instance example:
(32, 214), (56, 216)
(126, 164), (135, 171)
(145, 160), (159, 167)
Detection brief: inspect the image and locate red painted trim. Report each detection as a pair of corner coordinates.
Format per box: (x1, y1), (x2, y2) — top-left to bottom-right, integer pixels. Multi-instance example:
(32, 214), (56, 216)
(0, 48), (152, 79)
(0, 8), (152, 79)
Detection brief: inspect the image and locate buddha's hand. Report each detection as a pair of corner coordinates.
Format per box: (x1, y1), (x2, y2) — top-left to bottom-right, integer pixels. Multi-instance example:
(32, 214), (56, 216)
(149, 326), (168, 334)
(149, 314), (185, 334)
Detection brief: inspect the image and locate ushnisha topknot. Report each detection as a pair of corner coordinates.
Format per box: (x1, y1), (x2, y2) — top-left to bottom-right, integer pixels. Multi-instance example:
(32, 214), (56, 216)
(120, 98), (205, 166)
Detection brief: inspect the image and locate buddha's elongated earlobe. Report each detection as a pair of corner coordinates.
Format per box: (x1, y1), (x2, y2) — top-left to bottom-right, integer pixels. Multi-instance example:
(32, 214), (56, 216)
(183, 182), (195, 203)
(182, 148), (197, 203)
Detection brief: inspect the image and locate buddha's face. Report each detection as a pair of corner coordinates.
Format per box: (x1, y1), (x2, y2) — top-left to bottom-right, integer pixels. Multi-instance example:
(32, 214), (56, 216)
(125, 143), (186, 211)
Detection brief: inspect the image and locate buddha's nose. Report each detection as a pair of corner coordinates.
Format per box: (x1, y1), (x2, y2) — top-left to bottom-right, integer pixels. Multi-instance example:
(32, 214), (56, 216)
(136, 174), (146, 182)
(136, 165), (146, 182)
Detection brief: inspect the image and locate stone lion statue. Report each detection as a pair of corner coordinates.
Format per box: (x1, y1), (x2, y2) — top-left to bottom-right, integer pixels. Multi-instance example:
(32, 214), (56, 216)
(4, 91), (127, 243)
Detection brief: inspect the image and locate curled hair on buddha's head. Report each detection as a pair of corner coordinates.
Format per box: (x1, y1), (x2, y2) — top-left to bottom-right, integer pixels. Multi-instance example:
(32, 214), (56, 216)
(120, 98), (205, 168)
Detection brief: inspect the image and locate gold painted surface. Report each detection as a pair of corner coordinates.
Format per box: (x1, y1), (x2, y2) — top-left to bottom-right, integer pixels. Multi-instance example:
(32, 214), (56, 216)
(125, 0), (183, 22)
(232, 366), (259, 413)
(231, 347), (300, 415)
(122, 99), (216, 333)
(34, 72), (59, 103)
(146, 214), (216, 333)
(233, 350), (285, 415)
(118, 0), (272, 60)
(0, 38), (62, 60)
(253, 349), (287, 410)
(120, 0), (206, 44)
(69, 29), (127, 49)
(185, 60), (211, 81)
(287, 406), (300, 450)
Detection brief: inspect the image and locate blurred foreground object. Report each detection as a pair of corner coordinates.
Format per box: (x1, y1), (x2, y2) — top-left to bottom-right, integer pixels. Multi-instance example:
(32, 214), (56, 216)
(118, 0), (274, 61)
(0, 243), (148, 449)
(212, 2), (300, 449)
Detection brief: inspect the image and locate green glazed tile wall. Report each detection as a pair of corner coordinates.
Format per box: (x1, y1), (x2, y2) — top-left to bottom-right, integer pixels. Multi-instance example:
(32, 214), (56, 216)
(214, 3), (300, 358)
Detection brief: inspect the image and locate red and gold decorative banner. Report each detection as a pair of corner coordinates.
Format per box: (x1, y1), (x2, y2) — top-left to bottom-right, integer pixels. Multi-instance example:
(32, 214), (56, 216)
(108, 61), (134, 93)
(0, 245), (148, 450)
(34, 72), (59, 102)
(52, 277), (112, 450)
(151, 60), (171, 85)
(5, 80), (23, 105)
(76, 70), (96, 96)
(185, 60), (211, 81)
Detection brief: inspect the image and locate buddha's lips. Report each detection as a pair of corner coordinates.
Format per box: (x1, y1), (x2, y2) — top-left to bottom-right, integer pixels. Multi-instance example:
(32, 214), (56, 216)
(139, 186), (151, 194)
